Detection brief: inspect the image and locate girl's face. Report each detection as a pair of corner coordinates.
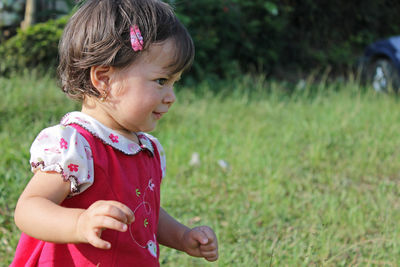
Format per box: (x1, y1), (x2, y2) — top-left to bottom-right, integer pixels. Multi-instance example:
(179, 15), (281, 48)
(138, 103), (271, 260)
(100, 39), (181, 134)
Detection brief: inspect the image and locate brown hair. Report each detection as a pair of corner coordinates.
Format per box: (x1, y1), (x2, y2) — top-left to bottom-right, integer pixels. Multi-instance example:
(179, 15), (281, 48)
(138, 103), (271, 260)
(58, 0), (194, 101)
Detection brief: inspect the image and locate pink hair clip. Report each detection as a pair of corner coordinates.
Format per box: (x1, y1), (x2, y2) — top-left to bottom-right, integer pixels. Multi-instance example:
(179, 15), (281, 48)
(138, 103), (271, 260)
(130, 25), (144, 51)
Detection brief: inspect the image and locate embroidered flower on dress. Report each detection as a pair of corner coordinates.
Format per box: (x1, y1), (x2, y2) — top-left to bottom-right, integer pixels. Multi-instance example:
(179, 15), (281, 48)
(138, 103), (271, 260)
(109, 133), (119, 143)
(60, 138), (68, 149)
(68, 164), (79, 172)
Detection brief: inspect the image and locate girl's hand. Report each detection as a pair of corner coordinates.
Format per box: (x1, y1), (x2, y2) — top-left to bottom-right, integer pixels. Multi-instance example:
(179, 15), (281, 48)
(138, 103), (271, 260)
(76, 200), (135, 249)
(181, 226), (219, 262)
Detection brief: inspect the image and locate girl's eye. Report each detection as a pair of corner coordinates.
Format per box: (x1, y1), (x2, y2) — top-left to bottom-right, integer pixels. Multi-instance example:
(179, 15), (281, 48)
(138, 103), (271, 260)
(156, 78), (168, 86)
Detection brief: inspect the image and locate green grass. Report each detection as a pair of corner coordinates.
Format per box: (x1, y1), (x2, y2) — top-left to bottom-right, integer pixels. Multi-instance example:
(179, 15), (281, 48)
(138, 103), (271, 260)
(1, 72), (400, 266)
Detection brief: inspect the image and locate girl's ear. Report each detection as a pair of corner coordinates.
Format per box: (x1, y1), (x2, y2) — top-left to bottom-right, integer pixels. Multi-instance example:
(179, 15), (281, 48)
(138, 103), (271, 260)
(90, 66), (115, 90)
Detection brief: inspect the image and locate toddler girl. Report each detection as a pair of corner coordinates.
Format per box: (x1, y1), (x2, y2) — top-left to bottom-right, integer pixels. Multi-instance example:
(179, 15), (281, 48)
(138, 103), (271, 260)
(11, 0), (218, 266)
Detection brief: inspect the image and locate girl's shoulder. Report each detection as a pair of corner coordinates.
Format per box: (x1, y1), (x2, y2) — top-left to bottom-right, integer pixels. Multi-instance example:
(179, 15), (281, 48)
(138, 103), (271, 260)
(31, 123), (90, 157)
(30, 122), (94, 196)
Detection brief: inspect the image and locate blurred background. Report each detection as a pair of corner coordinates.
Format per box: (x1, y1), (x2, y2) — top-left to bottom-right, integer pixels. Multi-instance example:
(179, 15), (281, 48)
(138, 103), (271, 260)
(1, 0), (400, 85)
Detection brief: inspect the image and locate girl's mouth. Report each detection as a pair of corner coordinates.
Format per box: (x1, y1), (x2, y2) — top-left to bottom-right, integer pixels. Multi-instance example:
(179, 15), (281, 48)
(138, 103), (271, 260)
(152, 112), (163, 119)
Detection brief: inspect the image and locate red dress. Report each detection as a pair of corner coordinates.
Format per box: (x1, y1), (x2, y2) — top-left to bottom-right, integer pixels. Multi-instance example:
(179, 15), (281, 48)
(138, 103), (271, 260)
(11, 112), (165, 266)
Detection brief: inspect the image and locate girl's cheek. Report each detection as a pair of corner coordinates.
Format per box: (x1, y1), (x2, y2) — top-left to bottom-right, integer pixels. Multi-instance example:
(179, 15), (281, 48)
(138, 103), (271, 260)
(112, 84), (128, 97)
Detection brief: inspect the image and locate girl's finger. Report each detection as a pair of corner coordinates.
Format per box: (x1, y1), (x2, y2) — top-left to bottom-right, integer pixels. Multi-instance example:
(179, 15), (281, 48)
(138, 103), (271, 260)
(199, 226), (216, 243)
(205, 254), (219, 262)
(95, 201), (134, 224)
(200, 243), (217, 251)
(201, 250), (218, 261)
(93, 215), (128, 233)
(86, 230), (111, 250)
(190, 228), (209, 245)
(103, 200), (135, 223)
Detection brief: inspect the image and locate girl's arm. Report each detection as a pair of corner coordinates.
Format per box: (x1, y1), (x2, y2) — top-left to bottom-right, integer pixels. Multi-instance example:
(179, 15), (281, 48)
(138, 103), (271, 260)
(157, 207), (218, 261)
(14, 170), (134, 249)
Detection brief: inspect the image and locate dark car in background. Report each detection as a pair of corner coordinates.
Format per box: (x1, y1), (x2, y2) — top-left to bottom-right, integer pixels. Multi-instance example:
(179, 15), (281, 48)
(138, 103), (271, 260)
(360, 36), (400, 92)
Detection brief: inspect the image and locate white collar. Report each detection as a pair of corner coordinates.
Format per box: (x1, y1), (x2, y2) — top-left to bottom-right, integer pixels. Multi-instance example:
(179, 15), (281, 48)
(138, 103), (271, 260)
(60, 112), (154, 156)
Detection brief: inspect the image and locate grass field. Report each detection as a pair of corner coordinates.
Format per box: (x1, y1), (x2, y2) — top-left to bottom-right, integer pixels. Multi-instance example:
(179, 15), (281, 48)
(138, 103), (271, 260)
(1, 72), (400, 266)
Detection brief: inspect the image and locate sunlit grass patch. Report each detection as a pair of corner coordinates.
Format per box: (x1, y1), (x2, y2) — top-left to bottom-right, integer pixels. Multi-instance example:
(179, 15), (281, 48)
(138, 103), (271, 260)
(2, 72), (400, 265)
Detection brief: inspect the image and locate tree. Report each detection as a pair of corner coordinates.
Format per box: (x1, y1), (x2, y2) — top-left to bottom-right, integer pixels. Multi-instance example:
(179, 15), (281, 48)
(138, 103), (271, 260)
(21, 0), (36, 30)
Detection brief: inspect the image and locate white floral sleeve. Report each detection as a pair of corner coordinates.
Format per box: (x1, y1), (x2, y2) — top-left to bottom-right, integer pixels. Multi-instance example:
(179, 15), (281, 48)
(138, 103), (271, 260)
(30, 125), (94, 196)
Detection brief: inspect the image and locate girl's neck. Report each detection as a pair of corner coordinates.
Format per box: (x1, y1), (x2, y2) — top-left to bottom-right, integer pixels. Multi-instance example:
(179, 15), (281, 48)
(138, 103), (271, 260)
(81, 100), (139, 144)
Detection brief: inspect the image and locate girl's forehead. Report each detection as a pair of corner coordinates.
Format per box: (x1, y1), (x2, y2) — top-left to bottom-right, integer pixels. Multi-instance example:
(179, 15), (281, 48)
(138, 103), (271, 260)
(143, 40), (177, 67)
(144, 40), (175, 62)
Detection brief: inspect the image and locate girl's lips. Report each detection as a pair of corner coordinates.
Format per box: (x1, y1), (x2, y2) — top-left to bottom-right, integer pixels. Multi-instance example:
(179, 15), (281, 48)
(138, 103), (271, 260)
(152, 112), (164, 119)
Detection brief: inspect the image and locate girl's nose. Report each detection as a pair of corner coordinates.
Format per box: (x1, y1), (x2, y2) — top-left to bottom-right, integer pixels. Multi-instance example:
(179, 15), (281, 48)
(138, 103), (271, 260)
(163, 86), (176, 105)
